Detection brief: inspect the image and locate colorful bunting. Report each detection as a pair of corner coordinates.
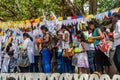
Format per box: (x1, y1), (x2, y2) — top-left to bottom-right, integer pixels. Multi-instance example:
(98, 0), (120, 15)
(58, 17), (63, 20)
(108, 11), (112, 17)
(72, 16), (76, 19)
(77, 16), (82, 19)
(87, 14), (94, 19)
(0, 7), (119, 29)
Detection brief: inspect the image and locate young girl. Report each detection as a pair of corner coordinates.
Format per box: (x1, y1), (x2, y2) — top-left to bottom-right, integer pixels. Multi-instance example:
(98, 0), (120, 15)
(72, 32), (89, 74)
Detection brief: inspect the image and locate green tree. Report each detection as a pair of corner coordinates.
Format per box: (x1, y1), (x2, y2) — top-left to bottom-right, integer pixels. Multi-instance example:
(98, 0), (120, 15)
(0, 0), (119, 21)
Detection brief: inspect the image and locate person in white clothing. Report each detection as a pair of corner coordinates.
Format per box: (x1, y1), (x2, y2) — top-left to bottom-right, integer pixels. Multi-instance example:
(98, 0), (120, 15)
(112, 13), (120, 73)
(61, 26), (72, 73)
(23, 33), (34, 72)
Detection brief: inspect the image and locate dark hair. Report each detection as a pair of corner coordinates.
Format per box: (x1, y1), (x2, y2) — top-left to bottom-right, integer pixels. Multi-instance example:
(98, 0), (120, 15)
(6, 43), (12, 53)
(23, 33), (33, 41)
(77, 31), (84, 41)
(61, 25), (67, 30)
(112, 12), (120, 19)
(88, 19), (100, 28)
(101, 26), (106, 32)
(61, 25), (73, 43)
(40, 25), (48, 32)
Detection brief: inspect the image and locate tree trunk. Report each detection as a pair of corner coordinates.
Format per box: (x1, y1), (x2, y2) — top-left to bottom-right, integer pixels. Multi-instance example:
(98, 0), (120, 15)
(89, 0), (97, 14)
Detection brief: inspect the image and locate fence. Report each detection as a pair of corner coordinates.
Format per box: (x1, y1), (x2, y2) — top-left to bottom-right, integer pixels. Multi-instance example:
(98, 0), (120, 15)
(0, 73), (120, 80)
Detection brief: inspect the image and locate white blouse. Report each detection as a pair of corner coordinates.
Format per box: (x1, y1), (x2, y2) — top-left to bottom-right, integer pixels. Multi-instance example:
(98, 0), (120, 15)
(23, 38), (34, 53)
(62, 31), (70, 49)
(114, 20), (120, 47)
(23, 38), (34, 63)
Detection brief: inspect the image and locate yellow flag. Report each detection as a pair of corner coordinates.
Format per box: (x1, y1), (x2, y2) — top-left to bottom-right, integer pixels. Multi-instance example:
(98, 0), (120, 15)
(7, 36), (12, 43)
(24, 23), (26, 29)
(11, 22), (14, 27)
(74, 26), (76, 34)
(0, 31), (3, 36)
(58, 17), (63, 20)
(26, 20), (30, 23)
(116, 8), (120, 12)
(35, 18), (40, 23)
(6, 22), (9, 28)
(87, 14), (94, 19)
(79, 23), (83, 30)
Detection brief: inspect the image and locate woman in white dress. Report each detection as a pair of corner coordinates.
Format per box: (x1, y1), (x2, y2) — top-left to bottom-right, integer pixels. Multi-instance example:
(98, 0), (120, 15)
(23, 33), (34, 72)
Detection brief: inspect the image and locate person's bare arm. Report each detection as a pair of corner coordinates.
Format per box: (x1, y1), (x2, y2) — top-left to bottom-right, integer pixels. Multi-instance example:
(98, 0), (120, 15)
(42, 34), (49, 43)
(80, 42), (86, 53)
(90, 29), (104, 40)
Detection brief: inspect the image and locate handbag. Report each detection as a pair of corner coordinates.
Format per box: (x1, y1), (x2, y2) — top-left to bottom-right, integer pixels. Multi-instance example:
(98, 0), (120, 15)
(62, 48), (74, 57)
(98, 38), (109, 53)
(17, 51), (30, 67)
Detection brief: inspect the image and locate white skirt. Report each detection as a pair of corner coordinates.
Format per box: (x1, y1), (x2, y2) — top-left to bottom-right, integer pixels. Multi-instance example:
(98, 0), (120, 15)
(77, 52), (89, 68)
(28, 51), (34, 63)
(72, 52), (89, 68)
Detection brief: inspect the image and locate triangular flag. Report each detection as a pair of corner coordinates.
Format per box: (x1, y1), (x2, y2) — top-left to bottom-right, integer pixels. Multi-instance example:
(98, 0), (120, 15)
(35, 18), (40, 23)
(58, 17), (63, 20)
(72, 16), (76, 19)
(87, 14), (94, 19)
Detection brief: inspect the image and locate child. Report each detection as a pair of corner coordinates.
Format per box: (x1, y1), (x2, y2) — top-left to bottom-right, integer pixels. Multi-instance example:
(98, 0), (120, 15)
(72, 32), (89, 74)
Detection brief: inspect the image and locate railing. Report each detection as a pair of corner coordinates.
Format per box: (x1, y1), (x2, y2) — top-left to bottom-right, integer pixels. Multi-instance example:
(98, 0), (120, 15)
(0, 73), (120, 80)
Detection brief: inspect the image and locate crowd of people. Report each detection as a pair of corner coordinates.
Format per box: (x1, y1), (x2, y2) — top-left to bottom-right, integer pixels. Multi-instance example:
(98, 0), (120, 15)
(0, 12), (120, 76)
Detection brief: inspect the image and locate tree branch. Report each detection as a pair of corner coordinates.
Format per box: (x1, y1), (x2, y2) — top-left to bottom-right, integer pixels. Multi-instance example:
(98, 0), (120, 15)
(0, 3), (17, 16)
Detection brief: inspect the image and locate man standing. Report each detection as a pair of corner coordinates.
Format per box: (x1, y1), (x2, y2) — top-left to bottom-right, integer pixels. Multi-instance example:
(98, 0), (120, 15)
(112, 13), (120, 73)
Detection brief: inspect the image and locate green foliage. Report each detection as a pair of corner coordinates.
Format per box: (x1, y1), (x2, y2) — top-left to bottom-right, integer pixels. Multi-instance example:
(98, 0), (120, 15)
(97, 0), (117, 13)
(0, 0), (118, 21)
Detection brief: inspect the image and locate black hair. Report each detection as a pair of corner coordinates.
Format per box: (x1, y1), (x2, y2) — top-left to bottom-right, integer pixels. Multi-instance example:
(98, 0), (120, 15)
(101, 26), (106, 32)
(6, 43), (12, 53)
(61, 25), (67, 30)
(61, 25), (73, 43)
(112, 12), (120, 19)
(77, 31), (84, 41)
(40, 25), (48, 32)
(23, 33), (33, 41)
(110, 23), (115, 32)
(88, 19), (100, 28)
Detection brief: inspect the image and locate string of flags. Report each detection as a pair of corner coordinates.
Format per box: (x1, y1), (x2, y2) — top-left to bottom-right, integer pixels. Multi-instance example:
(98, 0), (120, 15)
(0, 7), (120, 45)
(0, 7), (120, 34)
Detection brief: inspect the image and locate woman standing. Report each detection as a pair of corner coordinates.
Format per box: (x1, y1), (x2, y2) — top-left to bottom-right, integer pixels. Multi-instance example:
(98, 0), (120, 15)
(23, 33), (34, 72)
(89, 20), (110, 74)
(40, 25), (51, 73)
(60, 26), (72, 73)
(112, 13), (120, 73)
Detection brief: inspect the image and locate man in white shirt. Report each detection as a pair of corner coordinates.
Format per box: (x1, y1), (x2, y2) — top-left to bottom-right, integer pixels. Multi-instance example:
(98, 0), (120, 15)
(112, 13), (120, 73)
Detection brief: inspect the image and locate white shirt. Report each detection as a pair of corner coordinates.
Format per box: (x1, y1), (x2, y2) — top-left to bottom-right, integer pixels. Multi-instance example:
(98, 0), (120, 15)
(83, 31), (95, 50)
(23, 38), (34, 63)
(114, 20), (120, 47)
(62, 31), (70, 49)
(1, 54), (10, 72)
(23, 38), (34, 53)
